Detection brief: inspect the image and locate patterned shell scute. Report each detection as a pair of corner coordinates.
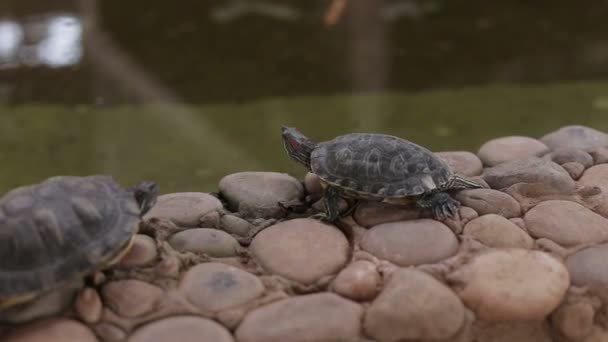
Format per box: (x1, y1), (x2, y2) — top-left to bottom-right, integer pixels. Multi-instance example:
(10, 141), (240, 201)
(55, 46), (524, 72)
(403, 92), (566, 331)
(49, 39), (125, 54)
(0, 175), (140, 298)
(311, 133), (452, 197)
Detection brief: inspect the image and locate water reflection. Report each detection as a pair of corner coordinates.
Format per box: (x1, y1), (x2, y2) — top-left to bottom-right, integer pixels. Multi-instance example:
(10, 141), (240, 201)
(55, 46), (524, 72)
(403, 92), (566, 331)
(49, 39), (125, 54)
(0, 14), (82, 69)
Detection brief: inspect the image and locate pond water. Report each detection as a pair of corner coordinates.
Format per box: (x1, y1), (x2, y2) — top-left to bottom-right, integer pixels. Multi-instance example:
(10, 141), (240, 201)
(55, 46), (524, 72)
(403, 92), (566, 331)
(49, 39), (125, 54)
(1, 0), (608, 194)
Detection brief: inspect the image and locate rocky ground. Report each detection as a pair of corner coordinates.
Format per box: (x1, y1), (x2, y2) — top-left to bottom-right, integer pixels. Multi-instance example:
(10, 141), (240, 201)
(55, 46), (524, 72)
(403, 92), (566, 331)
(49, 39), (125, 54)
(3, 125), (608, 341)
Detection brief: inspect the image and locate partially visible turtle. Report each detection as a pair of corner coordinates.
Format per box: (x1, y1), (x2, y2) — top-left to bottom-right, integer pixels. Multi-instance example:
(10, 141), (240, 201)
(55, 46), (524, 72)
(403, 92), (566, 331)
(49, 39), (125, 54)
(0, 175), (158, 310)
(281, 126), (483, 221)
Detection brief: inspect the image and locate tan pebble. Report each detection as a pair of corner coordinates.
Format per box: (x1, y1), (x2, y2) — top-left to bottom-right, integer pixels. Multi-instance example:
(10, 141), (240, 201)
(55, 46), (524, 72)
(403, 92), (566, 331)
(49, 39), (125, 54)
(129, 316), (233, 342)
(477, 136), (549, 166)
(332, 260), (381, 301)
(455, 189), (521, 218)
(463, 214), (534, 249)
(579, 164), (608, 218)
(483, 157), (574, 191)
(552, 301), (595, 340)
(540, 125), (608, 151)
(474, 321), (553, 342)
(588, 147), (608, 164)
(582, 326), (608, 342)
(509, 217), (526, 230)
(448, 249), (569, 321)
(94, 322), (126, 342)
(550, 147), (594, 167)
(562, 162), (585, 180)
(304, 172), (324, 195)
(154, 256), (180, 278)
(101, 280), (163, 318)
(435, 151), (483, 176)
(74, 287), (102, 324)
(4, 318), (97, 342)
(144, 192), (223, 227)
(353, 201), (421, 227)
(199, 210), (220, 228)
(118, 234), (158, 267)
(169, 228), (239, 257)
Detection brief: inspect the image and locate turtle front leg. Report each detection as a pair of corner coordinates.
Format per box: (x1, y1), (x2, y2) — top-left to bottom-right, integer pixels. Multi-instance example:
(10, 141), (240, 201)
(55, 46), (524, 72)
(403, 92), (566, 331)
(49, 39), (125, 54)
(310, 186), (342, 222)
(416, 192), (460, 220)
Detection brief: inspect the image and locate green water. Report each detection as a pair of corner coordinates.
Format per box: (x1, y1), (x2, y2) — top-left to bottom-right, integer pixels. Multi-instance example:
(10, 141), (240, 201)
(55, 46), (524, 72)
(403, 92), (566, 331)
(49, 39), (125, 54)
(2, 81), (608, 195)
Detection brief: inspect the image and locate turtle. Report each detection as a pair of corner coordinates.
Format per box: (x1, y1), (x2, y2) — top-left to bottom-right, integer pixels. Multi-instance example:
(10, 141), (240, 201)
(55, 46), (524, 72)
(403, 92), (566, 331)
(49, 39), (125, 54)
(281, 126), (483, 221)
(0, 175), (158, 310)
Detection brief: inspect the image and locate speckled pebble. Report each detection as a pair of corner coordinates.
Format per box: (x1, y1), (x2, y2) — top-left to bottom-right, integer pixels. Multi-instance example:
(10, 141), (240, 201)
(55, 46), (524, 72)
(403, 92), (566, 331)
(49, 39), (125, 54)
(129, 316), (234, 342)
(3, 318), (98, 342)
(454, 188), (521, 218)
(169, 228), (239, 257)
(144, 192), (222, 227)
(332, 260), (381, 301)
(435, 151), (483, 176)
(477, 136), (549, 166)
(464, 214), (534, 249)
(101, 279), (163, 318)
(179, 262), (264, 312)
(118, 234), (158, 267)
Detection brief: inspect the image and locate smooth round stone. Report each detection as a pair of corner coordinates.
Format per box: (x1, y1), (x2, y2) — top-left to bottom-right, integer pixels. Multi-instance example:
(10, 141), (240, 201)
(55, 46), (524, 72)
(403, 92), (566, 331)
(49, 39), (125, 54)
(361, 219), (458, 266)
(473, 321), (554, 342)
(483, 157), (575, 191)
(219, 172), (304, 219)
(169, 228), (239, 258)
(477, 136), (549, 166)
(220, 214), (253, 237)
(235, 293), (362, 342)
(353, 201), (420, 227)
(4, 318), (97, 342)
(118, 234), (158, 267)
(74, 288), (102, 324)
(304, 172), (324, 195)
(94, 322), (127, 342)
(566, 243), (608, 287)
(179, 262), (264, 312)
(435, 151), (483, 176)
(524, 200), (608, 246)
(454, 188), (521, 218)
(250, 218), (349, 285)
(144, 192), (222, 227)
(332, 260), (381, 301)
(540, 125), (608, 151)
(101, 279), (163, 318)
(588, 147), (608, 164)
(551, 301), (595, 340)
(562, 162), (585, 180)
(464, 214), (534, 249)
(0, 285), (79, 324)
(579, 164), (608, 217)
(448, 249), (569, 321)
(549, 147), (594, 167)
(364, 269), (465, 341)
(129, 316), (233, 342)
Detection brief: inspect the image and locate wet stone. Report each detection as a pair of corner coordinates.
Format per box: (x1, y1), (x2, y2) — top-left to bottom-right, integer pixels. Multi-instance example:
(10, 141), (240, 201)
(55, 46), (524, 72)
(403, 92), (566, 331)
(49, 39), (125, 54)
(548, 147), (593, 168)
(3, 318), (97, 342)
(566, 243), (608, 287)
(353, 201), (421, 227)
(74, 287), (102, 324)
(454, 188), (521, 218)
(332, 260), (381, 301)
(169, 228), (239, 257)
(220, 214), (253, 237)
(219, 172), (304, 219)
(524, 200), (608, 246)
(361, 219), (458, 266)
(250, 218), (349, 284)
(118, 234), (158, 267)
(464, 214), (534, 249)
(179, 262), (264, 312)
(235, 293), (362, 342)
(540, 125), (608, 151)
(435, 151), (483, 176)
(129, 316), (234, 342)
(144, 192), (222, 227)
(448, 249), (570, 321)
(477, 136), (549, 166)
(483, 157), (575, 191)
(562, 162), (585, 180)
(101, 279), (163, 318)
(364, 269), (465, 341)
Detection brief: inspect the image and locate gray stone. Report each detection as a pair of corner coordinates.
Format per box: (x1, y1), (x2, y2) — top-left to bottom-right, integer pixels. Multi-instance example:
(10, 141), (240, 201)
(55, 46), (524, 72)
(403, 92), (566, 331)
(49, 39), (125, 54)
(129, 316), (234, 342)
(477, 136), (549, 166)
(454, 188), (521, 218)
(540, 125), (608, 151)
(144, 192), (222, 227)
(483, 157), (575, 191)
(169, 228), (239, 257)
(435, 151), (483, 176)
(566, 243), (608, 287)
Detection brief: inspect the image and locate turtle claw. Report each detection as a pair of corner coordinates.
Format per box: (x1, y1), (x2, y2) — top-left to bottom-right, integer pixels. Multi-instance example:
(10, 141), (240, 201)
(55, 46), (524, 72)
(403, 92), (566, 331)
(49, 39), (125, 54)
(417, 192), (460, 221)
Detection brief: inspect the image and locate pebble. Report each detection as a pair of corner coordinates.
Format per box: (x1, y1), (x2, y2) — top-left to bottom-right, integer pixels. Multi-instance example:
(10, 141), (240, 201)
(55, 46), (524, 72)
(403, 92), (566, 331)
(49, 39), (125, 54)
(101, 279), (163, 318)
(435, 151), (483, 176)
(250, 218), (349, 284)
(3, 318), (97, 342)
(364, 269), (465, 341)
(562, 162), (585, 180)
(304, 172), (324, 195)
(220, 214), (253, 237)
(353, 201), (420, 227)
(454, 189), (521, 218)
(548, 147), (593, 167)
(219, 172), (304, 219)
(144, 192), (222, 227)
(118, 234), (158, 267)
(566, 243), (608, 287)
(524, 200), (608, 246)
(463, 214), (534, 249)
(235, 293), (362, 342)
(94, 322), (127, 342)
(588, 147), (608, 164)
(448, 249), (570, 321)
(179, 262), (264, 313)
(332, 260), (381, 301)
(473, 321), (554, 342)
(361, 219), (458, 266)
(169, 228), (239, 257)
(579, 164), (608, 217)
(0, 285), (79, 324)
(129, 316), (234, 342)
(477, 136), (549, 166)
(551, 301), (595, 340)
(483, 157), (575, 191)
(540, 125), (608, 151)
(74, 287), (102, 324)
(502, 182), (578, 213)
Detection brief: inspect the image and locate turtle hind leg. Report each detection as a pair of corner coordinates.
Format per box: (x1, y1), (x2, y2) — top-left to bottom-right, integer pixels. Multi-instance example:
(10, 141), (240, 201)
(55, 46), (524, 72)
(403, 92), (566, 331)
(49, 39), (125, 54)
(416, 192), (460, 220)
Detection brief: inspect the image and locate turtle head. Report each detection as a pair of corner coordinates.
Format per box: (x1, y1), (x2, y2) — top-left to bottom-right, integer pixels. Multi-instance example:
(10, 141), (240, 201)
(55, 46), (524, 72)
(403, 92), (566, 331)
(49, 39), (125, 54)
(128, 181), (159, 216)
(281, 125), (316, 169)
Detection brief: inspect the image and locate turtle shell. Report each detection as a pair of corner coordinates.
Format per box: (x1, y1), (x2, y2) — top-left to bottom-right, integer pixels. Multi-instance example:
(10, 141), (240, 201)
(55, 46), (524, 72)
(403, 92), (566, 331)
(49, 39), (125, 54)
(0, 175), (141, 301)
(311, 133), (451, 198)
